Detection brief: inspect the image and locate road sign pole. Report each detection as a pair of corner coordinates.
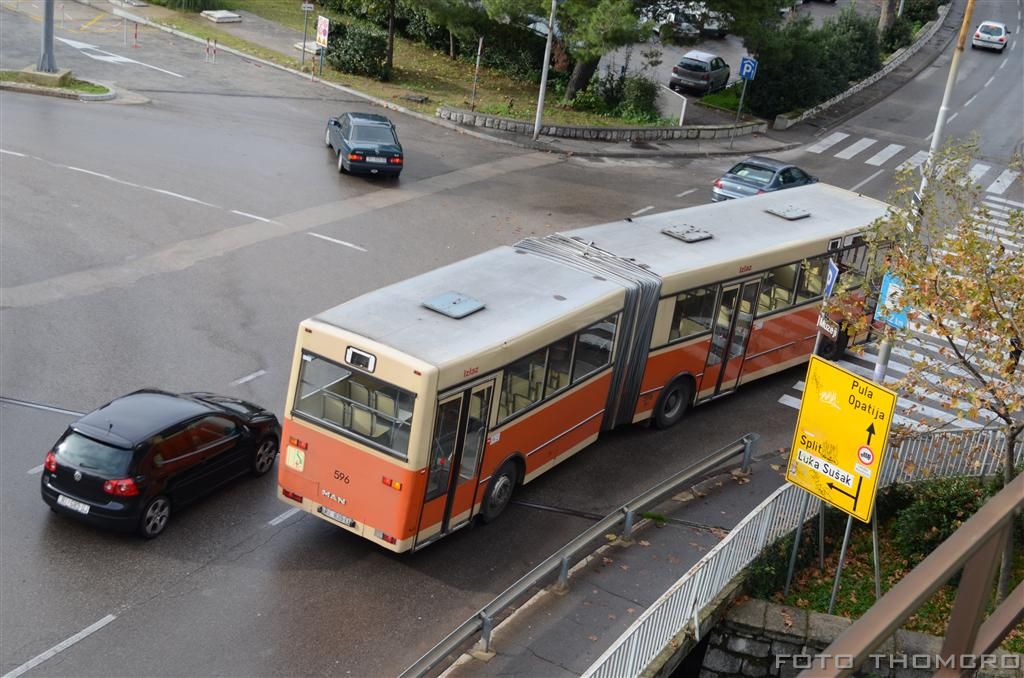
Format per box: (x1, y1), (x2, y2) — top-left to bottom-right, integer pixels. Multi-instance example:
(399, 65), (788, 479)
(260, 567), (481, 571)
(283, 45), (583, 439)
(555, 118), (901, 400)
(783, 492), (811, 598)
(729, 79), (747, 150)
(872, 331), (894, 383)
(319, 48), (324, 77)
(872, 511), (882, 600)
(301, 10), (309, 67)
(828, 516), (854, 614)
(470, 36), (483, 112)
(819, 505), (825, 568)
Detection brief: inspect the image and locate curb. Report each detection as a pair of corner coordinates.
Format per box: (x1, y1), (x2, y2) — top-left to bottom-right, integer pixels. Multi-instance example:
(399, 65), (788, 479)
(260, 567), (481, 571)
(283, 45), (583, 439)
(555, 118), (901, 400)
(0, 80), (116, 102)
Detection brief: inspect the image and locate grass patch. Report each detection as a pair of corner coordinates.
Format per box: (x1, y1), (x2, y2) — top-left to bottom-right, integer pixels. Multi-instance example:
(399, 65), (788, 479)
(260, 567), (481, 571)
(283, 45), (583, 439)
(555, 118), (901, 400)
(700, 83), (742, 112)
(774, 516), (1024, 653)
(0, 71), (109, 94)
(149, 2), (654, 127)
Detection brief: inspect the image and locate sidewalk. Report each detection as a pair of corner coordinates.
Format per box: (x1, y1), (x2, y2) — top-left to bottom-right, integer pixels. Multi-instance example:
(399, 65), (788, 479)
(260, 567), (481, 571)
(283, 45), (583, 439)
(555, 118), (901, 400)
(439, 450), (790, 678)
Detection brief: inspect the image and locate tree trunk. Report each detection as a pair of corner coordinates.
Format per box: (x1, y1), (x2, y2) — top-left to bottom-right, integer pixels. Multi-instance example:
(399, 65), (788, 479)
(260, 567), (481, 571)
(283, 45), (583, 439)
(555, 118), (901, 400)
(386, 0), (396, 71)
(878, 0), (897, 35)
(564, 57), (600, 102)
(449, 29), (455, 60)
(995, 427), (1020, 603)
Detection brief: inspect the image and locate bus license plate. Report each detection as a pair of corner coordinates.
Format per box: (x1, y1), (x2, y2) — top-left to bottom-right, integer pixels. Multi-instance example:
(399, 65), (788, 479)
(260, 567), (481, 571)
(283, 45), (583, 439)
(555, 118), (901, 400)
(57, 494), (90, 514)
(367, 157), (387, 164)
(318, 505), (355, 527)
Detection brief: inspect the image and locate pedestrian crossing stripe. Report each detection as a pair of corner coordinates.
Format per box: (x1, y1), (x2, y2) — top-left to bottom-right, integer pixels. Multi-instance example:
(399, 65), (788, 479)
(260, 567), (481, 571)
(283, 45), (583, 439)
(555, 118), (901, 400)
(864, 143), (904, 166)
(987, 170), (1021, 195)
(807, 132), (849, 153)
(834, 137), (877, 159)
(897, 150), (930, 171)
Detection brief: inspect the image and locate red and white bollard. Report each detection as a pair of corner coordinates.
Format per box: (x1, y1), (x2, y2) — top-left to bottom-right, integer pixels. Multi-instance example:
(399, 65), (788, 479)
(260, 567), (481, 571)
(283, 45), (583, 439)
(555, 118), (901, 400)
(212, 39), (217, 64)
(132, 21), (139, 48)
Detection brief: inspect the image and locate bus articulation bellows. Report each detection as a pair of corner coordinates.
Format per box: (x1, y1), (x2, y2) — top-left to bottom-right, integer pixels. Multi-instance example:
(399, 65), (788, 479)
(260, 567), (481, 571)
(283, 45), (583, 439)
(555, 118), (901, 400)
(277, 183), (888, 552)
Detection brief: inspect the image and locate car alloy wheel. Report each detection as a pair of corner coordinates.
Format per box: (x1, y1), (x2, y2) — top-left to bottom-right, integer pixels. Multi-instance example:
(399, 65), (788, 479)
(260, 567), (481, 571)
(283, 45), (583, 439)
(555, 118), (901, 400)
(325, 128), (332, 148)
(251, 437), (278, 476)
(338, 152), (346, 173)
(139, 496), (171, 539)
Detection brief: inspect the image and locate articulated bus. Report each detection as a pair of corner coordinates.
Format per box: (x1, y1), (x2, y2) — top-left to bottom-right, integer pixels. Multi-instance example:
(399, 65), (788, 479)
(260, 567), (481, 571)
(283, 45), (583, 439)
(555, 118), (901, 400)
(277, 183), (889, 552)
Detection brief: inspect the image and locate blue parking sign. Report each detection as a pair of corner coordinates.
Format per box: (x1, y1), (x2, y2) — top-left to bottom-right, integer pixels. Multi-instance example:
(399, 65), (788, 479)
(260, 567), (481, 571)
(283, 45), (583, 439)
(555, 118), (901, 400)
(874, 272), (909, 330)
(824, 259), (839, 298)
(739, 56), (758, 81)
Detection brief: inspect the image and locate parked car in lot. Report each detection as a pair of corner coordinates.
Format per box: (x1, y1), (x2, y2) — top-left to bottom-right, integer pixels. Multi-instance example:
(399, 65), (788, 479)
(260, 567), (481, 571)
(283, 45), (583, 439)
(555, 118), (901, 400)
(972, 21), (1010, 51)
(711, 157), (818, 201)
(325, 111), (404, 178)
(680, 2), (729, 37)
(41, 390), (281, 538)
(669, 50), (730, 94)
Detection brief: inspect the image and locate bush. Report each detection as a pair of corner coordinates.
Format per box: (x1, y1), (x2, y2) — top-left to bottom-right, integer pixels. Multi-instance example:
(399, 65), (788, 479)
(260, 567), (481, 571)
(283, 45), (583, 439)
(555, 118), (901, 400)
(882, 16), (915, 53)
(569, 68), (661, 123)
(903, 0), (940, 24)
(619, 76), (661, 123)
(891, 476), (1000, 561)
(326, 21), (390, 81)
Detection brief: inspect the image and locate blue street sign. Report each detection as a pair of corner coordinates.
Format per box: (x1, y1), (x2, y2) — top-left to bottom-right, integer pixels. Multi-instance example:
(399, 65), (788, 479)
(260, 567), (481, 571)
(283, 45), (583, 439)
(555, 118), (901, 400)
(824, 259), (840, 299)
(739, 56), (758, 81)
(874, 272), (909, 330)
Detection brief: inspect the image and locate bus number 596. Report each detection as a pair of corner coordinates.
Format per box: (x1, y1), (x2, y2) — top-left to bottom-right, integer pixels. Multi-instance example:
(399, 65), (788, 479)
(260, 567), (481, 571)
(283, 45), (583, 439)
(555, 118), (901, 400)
(333, 470), (351, 484)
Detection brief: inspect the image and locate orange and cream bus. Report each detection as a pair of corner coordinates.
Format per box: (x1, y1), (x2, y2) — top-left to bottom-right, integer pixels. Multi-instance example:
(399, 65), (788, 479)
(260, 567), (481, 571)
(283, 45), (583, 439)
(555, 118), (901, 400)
(277, 183), (889, 552)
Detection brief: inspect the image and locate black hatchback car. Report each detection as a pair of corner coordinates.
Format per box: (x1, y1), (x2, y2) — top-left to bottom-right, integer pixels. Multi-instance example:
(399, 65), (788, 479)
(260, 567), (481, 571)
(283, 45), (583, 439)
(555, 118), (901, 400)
(41, 390), (280, 538)
(325, 112), (404, 178)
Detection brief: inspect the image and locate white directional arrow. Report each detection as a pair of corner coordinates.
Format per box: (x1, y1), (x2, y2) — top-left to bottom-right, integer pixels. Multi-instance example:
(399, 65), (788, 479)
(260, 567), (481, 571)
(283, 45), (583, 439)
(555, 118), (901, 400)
(56, 36), (183, 78)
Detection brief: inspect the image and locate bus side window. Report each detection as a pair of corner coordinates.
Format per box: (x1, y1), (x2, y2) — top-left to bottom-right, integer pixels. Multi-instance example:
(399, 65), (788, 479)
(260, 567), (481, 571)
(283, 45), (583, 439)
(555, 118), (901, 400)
(669, 286), (717, 341)
(572, 316), (616, 383)
(757, 263), (799, 316)
(794, 256), (828, 303)
(498, 348), (546, 420)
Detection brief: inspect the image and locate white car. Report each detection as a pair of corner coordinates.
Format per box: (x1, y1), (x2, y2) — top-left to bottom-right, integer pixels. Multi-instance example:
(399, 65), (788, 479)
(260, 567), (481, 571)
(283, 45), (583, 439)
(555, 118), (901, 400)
(972, 21), (1010, 51)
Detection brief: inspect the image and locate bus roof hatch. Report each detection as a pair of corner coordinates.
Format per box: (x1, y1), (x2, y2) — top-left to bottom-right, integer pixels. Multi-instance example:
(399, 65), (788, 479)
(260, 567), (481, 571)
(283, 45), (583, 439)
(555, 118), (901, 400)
(422, 291), (486, 319)
(661, 225), (713, 243)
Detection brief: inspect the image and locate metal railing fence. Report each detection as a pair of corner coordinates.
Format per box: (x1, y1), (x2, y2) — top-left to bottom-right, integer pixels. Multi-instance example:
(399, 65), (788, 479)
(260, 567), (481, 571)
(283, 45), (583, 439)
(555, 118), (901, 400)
(398, 434), (760, 678)
(582, 428), (1023, 678)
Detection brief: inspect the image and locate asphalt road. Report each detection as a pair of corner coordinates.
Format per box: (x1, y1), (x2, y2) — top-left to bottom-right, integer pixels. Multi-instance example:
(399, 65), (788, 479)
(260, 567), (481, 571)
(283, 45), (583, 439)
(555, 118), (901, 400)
(1, 1), (1022, 676)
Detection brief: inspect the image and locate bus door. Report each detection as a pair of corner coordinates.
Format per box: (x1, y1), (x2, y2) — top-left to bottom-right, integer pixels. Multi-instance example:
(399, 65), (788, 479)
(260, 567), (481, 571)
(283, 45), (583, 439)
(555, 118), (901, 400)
(415, 380), (494, 548)
(698, 278), (761, 402)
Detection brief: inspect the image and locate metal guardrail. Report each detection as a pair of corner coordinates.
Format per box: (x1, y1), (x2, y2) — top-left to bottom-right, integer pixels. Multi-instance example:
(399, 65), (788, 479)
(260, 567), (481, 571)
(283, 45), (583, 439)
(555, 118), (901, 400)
(398, 433), (760, 678)
(582, 428), (1023, 678)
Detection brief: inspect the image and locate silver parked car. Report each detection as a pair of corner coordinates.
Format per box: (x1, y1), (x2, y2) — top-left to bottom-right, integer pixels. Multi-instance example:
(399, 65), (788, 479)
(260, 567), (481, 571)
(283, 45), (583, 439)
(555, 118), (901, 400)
(711, 157), (818, 201)
(972, 21), (1010, 51)
(669, 50), (730, 94)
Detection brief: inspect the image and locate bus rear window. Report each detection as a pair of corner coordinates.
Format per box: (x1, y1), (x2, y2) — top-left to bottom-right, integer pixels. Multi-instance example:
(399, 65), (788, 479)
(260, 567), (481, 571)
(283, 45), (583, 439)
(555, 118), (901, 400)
(293, 352), (415, 460)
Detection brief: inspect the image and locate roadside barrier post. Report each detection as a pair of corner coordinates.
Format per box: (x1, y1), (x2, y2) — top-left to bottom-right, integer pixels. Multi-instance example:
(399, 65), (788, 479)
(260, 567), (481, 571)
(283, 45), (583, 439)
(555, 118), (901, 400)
(213, 39), (217, 64)
(205, 39), (210, 63)
(479, 613), (493, 652)
(740, 432), (759, 473)
(553, 555), (571, 594)
(132, 21), (139, 48)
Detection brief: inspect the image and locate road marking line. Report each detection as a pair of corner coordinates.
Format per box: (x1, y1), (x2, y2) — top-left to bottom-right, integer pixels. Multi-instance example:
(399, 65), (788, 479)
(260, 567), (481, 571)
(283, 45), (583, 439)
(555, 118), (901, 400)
(269, 508), (300, 526)
(964, 94), (977, 107)
(986, 169), (1020, 195)
(834, 137), (877, 160)
(230, 369), (266, 386)
(631, 205), (655, 216)
(230, 210), (276, 223)
(63, 165), (140, 187)
(0, 149), (27, 157)
(147, 188), (219, 208)
(984, 76), (995, 87)
(0, 396), (84, 417)
(897, 150), (929, 171)
(308, 232), (368, 252)
(27, 464), (44, 475)
(806, 132), (849, 154)
(968, 163), (991, 184)
(81, 13), (103, 29)
(1000, 57), (1009, 69)
(1, 614), (117, 678)
(675, 188), (698, 198)
(849, 169), (884, 193)
(985, 195), (1024, 208)
(864, 143), (905, 166)
(948, 112), (959, 123)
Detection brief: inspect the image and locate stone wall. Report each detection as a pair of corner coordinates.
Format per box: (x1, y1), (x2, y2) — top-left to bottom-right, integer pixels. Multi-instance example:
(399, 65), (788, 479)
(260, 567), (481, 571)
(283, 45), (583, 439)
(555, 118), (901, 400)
(700, 599), (1022, 678)
(435, 106), (767, 142)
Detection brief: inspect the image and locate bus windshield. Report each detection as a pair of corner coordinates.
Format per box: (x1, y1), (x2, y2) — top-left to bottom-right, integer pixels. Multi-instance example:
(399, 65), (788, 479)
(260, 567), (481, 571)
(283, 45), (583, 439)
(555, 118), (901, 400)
(292, 351), (415, 460)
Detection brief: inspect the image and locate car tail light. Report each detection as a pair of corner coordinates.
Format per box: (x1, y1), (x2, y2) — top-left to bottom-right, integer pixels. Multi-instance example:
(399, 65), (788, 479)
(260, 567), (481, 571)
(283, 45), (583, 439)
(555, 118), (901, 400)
(283, 489), (303, 503)
(103, 478), (140, 496)
(44, 450), (58, 473)
(701, 73), (709, 81)
(672, 66), (680, 75)
(388, 156), (403, 165)
(975, 32), (981, 38)
(347, 152), (364, 162)
(756, 189), (766, 195)
(714, 179), (724, 189)
(998, 36), (1005, 42)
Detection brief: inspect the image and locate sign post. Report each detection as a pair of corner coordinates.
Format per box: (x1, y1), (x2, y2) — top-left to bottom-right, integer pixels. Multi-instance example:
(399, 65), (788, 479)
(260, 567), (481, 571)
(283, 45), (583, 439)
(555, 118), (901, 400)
(315, 15), (329, 80)
(730, 56), (757, 149)
(300, 3), (315, 67)
(782, 356), (896, 610)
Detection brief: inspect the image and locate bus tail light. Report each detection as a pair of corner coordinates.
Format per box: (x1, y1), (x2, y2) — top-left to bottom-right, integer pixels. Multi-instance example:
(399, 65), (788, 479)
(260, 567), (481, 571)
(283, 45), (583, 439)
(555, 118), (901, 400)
(382, 476), (403, 491)
(375, 530), (397, 545)
(283, 489), (303, 503)
(288, 436), (308, 450)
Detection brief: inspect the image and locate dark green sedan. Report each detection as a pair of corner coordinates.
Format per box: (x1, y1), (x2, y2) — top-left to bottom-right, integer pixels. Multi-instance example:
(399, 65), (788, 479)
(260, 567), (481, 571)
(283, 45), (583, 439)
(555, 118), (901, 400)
(325, 111), (404, 179)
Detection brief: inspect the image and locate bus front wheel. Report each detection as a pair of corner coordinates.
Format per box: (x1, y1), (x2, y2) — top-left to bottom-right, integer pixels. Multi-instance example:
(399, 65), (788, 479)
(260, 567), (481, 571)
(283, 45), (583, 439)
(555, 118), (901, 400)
(653, 378), (692, 430)
(481, 460), (518, 524)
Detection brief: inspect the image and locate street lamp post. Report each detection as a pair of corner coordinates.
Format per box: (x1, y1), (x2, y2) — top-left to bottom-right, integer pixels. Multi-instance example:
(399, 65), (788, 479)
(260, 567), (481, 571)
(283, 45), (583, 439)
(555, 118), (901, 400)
(532, 0), (558, 142)
(38, 0), (57, 73)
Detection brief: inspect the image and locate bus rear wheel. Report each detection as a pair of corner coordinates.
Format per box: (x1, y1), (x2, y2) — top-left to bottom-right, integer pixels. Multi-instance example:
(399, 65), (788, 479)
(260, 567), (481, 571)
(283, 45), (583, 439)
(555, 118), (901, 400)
(653, 378), (692, 430)
(481, 460), (518, 524)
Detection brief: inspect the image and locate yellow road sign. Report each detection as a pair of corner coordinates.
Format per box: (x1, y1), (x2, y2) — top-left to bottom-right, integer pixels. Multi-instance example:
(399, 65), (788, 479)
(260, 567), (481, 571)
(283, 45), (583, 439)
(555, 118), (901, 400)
(785, 356), (897, 522)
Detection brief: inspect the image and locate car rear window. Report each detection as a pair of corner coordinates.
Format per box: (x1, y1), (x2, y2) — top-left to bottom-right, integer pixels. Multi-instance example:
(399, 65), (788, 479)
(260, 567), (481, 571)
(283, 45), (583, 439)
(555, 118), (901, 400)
(679, 58), (710, 73)
(352, 125), (397, 144)
(728, 162), (775, 186)
(979, 24), (1004, 36)
(55, 431), (133, 476)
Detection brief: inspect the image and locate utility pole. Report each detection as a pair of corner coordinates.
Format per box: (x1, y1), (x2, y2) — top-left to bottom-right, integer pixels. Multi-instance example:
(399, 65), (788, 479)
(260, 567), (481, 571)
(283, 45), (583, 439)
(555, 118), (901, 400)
(532, 0), (558, 141)
(38, 0), (58, 73)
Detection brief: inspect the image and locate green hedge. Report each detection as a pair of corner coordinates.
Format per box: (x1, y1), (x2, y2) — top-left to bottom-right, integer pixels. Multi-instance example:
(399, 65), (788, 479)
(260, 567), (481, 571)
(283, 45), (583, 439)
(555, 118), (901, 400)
(325, 21), (390, 81)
